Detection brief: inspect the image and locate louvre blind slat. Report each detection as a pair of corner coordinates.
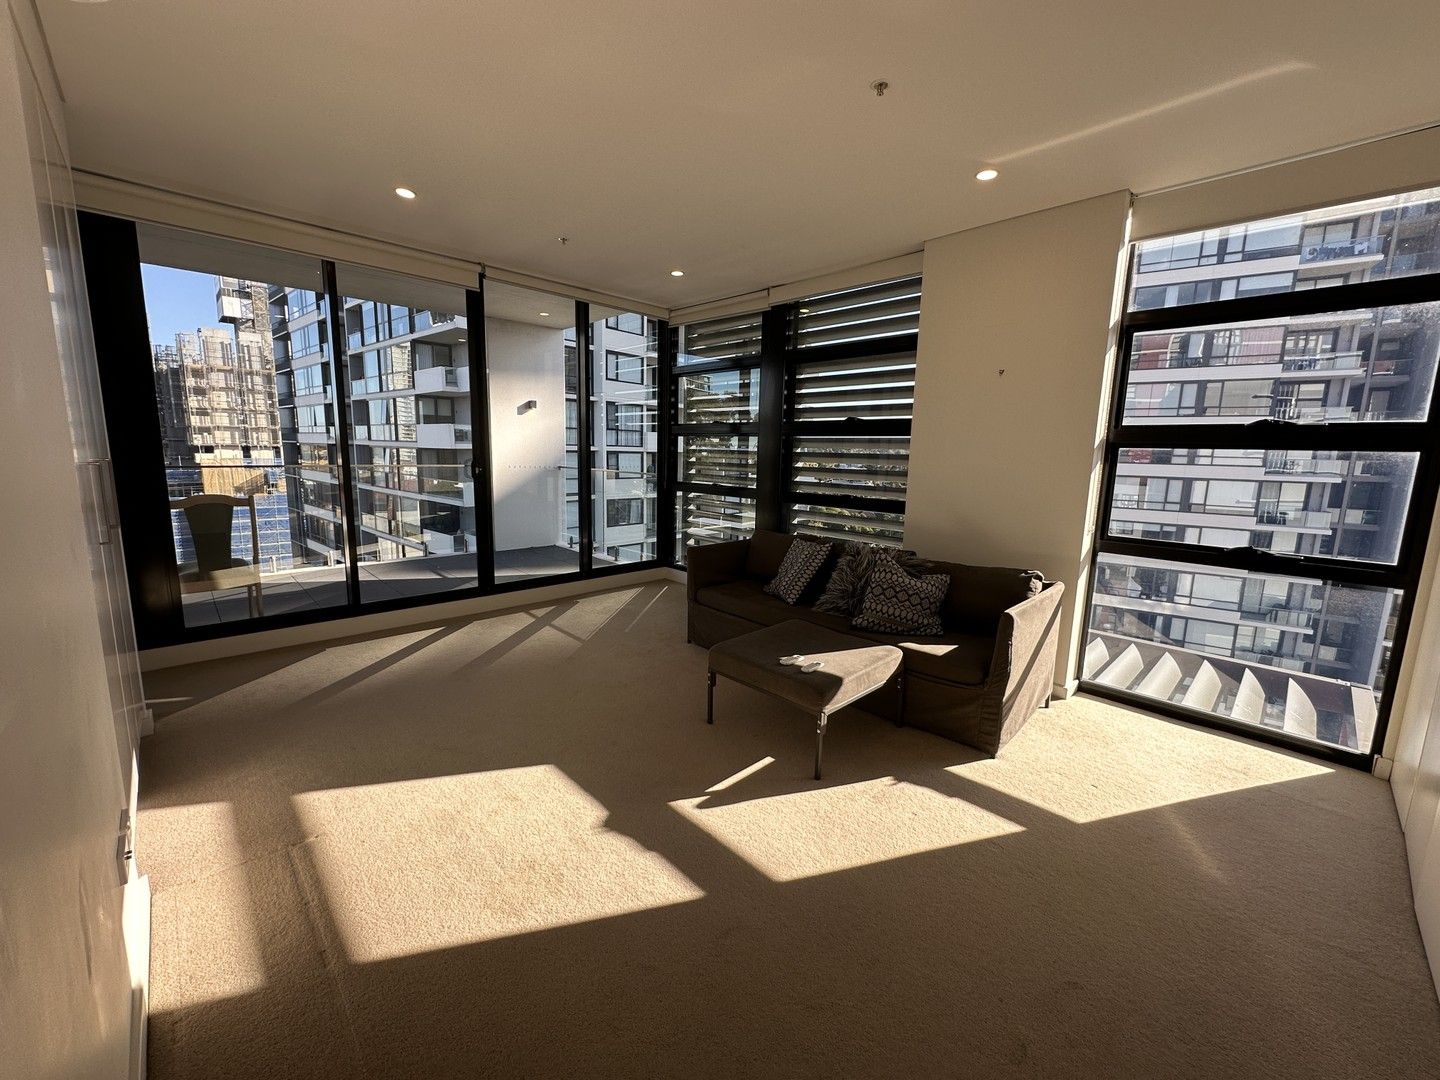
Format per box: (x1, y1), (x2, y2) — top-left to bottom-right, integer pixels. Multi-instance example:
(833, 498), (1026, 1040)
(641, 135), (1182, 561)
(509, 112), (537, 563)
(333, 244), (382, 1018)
(681, 312), (764, 364)
(793, 351), (916, 422)
(790, 436), (910, 504)
(794, 276), (922, 350)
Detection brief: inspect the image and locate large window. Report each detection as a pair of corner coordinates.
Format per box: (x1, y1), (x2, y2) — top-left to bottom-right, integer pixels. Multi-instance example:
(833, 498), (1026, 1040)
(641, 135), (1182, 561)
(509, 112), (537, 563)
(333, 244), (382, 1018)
(1084, 186), (1440, 762)
(337, 265), (476, 602)
(83, 214), (671, 648)
(483, 281), (582, 583)
(785, 276), (919, 545)
(139, 225), (347, 629)
(671, 312), (764, 558)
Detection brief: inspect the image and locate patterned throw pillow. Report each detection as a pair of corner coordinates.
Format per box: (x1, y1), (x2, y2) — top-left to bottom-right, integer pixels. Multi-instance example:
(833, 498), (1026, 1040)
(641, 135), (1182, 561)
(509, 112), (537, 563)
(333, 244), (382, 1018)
(763, 539), (833, 605)
(814, 544), (931, 616)
(851, 556), (950, 636)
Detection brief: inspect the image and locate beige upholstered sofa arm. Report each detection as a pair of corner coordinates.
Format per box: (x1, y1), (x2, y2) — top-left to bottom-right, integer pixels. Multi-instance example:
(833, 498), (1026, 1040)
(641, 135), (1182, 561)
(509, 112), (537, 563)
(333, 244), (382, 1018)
(990, 581), (1065, 705)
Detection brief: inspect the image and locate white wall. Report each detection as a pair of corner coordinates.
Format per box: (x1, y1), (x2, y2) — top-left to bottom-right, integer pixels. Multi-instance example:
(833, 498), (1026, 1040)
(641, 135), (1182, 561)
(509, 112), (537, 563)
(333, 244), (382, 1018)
(0, 6), (141, 1077)
(905, 191), (1131, 689)
(485, 317), (570, 551)
(1390, 496), (1440, 990)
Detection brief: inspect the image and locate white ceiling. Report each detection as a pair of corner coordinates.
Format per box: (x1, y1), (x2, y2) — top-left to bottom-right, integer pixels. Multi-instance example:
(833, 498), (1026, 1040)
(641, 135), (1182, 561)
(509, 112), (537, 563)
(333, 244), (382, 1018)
(35, 0), (1440, 310)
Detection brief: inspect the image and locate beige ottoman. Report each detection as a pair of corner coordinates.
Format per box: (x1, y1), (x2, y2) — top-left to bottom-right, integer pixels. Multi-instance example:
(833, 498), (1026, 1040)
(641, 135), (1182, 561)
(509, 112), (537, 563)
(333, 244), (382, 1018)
(707, 620), (904, 779)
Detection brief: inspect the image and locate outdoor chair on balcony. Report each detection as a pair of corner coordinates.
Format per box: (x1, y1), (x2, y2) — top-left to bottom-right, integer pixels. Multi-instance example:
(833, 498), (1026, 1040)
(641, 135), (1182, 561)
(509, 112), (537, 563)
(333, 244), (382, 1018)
(171, 493), (264, 617)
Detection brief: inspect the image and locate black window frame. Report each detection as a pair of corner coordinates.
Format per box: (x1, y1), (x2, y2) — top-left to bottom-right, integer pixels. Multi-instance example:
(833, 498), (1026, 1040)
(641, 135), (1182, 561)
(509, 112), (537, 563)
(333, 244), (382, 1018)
(1083, 238), (1440, 769)
(79, 211), (668, 649)
(667, 274), (919, 564)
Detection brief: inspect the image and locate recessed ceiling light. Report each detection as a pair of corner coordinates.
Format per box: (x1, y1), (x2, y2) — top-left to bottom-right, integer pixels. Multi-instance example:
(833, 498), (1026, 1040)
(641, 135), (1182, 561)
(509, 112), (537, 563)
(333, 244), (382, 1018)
(670, 269), (685, 277)
(975, 168), (999, 182)
(539, 311), (551, 317)
(457, 338), (466, 343)
(394, 186), (417, 199)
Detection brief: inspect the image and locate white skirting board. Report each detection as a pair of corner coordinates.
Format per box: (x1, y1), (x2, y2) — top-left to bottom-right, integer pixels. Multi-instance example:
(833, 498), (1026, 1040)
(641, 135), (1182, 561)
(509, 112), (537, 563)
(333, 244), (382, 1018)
(123, 875), (151, 1080)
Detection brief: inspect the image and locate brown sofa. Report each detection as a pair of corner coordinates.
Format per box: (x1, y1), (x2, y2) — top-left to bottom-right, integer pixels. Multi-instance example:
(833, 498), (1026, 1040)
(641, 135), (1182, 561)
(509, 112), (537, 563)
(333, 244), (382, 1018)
(686, 531), (1065, 756)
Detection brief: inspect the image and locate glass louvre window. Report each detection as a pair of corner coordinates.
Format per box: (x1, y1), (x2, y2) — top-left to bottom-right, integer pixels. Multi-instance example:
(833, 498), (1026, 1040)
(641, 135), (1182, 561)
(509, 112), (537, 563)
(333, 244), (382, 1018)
(679, 312), (762, 366)
(788, 503), (906, 546)
(677, 368), (760, 423)
(791, 352), (916, 421)
(1085, 187), (1440, 760)
(677, 491), (757, 554)
(672, 311), (767, 562)
(792, 275), (921, 350)
(678, 435), (758, 489)
(785, 276), (918, 547)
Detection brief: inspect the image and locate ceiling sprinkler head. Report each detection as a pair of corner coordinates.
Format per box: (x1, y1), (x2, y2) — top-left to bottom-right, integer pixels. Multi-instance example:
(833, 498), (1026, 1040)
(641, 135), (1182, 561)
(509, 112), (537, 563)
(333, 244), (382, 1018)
(870, 80), (889, 97)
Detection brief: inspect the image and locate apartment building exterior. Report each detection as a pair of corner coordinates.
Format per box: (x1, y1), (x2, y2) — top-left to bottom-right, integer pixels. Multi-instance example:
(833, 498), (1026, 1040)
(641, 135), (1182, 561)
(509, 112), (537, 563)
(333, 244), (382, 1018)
(1087, 189), (1440, 751)
(152, 279), (293, 571)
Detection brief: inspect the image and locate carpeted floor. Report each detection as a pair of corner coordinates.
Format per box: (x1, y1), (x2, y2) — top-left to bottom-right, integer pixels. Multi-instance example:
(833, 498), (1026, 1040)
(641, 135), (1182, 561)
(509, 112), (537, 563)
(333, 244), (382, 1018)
(138, 581), (1440, 1079)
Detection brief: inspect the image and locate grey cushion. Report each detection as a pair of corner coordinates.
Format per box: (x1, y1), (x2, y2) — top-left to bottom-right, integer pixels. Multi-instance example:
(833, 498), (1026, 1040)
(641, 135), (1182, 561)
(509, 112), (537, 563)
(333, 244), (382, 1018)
(813, 544), (931, 615)
(764, 539), (832, 604)
(708, 619), (902, 713)
(852, 558), (949, 636)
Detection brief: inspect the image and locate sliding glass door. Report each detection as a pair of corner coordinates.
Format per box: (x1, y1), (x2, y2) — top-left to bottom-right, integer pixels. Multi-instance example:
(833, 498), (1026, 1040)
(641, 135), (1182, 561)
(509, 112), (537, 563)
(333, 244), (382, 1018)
(589, 308), (660, 565)
(85, 214), (668, 648)
(481, 281), (582, 582)
(336, 266), (479, 602)
(137, 224), (348, 628)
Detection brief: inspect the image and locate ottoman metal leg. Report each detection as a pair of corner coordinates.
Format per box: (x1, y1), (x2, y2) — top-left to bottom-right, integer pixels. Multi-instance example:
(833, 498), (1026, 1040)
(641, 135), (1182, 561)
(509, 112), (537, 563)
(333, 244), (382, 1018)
(814, 712), (828, 780)
(707, 669), (716, 724)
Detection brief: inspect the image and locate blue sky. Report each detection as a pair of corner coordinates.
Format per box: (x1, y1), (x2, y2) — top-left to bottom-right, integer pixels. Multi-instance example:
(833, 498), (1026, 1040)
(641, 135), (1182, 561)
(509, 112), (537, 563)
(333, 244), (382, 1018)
(140, 264), (224, 348)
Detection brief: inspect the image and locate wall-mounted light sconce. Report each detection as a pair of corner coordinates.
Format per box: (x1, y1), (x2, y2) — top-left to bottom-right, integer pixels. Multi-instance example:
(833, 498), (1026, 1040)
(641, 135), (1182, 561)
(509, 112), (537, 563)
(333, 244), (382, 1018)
(517, 399), (539, 414)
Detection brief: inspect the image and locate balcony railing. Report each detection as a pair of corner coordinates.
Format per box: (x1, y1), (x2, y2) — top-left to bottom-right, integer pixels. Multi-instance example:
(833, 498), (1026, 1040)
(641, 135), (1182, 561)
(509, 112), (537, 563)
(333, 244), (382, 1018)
(1299, 235), (1384, 264)
(1278, 351), (1364, 373)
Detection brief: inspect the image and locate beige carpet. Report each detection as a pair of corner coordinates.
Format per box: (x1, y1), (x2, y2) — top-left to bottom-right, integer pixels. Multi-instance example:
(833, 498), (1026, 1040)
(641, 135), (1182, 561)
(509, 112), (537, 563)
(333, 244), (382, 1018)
(138, 581), (1440, 1079)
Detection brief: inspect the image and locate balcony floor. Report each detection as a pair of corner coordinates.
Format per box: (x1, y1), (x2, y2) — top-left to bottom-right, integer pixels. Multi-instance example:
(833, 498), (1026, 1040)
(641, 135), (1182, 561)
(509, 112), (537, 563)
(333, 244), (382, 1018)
(181, 546), (582, 626)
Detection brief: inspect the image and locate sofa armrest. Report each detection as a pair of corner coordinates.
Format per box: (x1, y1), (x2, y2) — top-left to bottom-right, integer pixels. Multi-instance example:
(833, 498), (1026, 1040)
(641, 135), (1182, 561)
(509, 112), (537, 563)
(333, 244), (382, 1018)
(989, 581), (1066, 705)
(685, 539), (751, 601)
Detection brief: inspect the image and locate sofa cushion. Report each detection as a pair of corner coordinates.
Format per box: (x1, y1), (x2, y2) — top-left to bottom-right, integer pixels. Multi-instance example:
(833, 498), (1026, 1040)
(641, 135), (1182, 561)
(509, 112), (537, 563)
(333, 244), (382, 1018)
(744, 530), (795, 580)
(696, 579), (796, 627)
(895, 636), (992, 685)
(851, 557), (949, 636)
(763, 539), (832, 604)
(932, 561), (1044, 633)
(814, 543), (931, 615)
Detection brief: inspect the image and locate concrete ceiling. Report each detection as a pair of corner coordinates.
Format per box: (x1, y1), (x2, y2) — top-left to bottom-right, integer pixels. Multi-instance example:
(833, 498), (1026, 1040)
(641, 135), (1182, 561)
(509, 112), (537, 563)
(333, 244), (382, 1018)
(35, 0), (1440, 309)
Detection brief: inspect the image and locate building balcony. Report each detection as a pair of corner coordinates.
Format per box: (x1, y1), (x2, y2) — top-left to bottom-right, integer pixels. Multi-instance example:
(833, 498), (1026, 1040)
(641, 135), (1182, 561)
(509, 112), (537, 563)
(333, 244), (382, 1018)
(1254, 506), (1333, 530)
(413, 365), (469, 395)
(1299, 234), (1384, 265)
(1276, 351), (1366, 378)
(416, 423), (472, 449)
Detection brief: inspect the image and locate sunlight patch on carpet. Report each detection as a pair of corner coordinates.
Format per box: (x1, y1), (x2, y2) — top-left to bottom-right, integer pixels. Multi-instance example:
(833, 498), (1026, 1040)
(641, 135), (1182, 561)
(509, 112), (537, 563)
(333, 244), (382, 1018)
(291, 765), (704, 963)
(671, 778), (1023, 882)
(949, 701), (1336, 824)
